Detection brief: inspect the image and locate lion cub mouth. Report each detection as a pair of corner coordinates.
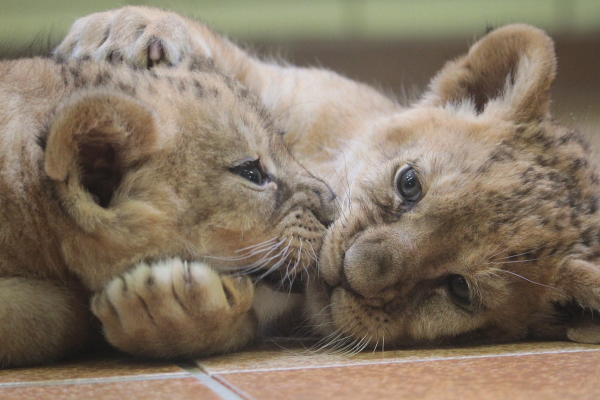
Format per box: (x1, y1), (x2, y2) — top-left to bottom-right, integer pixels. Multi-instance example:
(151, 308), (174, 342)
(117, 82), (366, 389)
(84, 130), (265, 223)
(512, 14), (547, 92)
(202, 206), (333, 293)
(241, 207), (333, 290)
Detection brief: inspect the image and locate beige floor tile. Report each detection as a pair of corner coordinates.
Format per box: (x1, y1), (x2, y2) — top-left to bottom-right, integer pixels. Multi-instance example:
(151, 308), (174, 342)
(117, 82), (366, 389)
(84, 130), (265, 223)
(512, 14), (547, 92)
(0, 351), (187, 385)
(0, 378), (220, 400)
(198, 339), (600, 374)
(215, 349), (600, 400)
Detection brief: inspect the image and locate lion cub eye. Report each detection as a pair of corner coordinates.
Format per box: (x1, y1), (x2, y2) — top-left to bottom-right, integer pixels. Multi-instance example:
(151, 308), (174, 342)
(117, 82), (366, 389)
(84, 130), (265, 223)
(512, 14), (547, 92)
(395, 167), (422, 202)
(448, 274), (472, 306)
(232, 160), (267, 185)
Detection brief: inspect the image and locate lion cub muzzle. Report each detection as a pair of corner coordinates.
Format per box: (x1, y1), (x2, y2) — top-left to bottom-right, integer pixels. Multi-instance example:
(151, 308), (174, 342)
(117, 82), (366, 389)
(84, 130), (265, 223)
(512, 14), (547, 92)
(257, 175), (338, 284)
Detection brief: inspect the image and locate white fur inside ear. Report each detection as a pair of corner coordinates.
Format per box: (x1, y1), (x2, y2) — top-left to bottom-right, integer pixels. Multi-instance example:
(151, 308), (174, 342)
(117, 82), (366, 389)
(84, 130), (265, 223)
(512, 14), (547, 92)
(567, 326), (600, 344)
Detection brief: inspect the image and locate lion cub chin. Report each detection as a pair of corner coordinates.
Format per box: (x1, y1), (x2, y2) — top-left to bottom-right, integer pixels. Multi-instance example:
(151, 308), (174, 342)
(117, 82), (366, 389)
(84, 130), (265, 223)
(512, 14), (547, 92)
(307, 25), (600, 350)
(0, 57), (336, 367)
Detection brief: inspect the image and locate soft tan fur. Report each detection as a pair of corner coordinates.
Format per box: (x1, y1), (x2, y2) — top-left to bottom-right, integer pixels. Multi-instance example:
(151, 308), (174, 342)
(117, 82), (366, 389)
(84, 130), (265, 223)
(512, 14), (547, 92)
(0, 56), (336, 367)
(57, 7), (600, 354)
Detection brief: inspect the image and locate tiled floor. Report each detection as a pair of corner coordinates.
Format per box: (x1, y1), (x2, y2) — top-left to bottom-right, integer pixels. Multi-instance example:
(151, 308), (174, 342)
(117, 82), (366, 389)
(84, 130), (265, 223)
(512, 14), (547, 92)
(2, 340), (600, 399)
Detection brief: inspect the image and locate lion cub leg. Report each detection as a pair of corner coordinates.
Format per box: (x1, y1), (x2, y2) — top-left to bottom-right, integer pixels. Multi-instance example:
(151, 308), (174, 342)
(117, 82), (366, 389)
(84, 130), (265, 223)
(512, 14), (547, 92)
(0, 278), (93, 367)
(92, 259), (258, 359)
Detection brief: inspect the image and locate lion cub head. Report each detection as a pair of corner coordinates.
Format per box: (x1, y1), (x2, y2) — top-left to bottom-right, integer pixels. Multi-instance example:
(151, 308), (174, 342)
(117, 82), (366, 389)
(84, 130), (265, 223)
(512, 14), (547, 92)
(307, 24), (600, 349)
(40, 61), (336, 290)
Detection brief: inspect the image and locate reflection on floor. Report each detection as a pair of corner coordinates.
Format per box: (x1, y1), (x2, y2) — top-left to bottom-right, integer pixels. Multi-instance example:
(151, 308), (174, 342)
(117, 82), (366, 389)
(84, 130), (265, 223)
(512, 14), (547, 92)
(2, 340), (600, 399)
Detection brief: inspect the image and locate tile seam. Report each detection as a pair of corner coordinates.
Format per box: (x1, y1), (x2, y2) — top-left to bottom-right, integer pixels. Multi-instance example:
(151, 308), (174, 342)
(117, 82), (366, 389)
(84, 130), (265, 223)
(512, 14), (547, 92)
(0, 372), (190, 389)
(205, 347), (600, 375)
(177, 362), (249, 400)
(212, 375), (256, 400)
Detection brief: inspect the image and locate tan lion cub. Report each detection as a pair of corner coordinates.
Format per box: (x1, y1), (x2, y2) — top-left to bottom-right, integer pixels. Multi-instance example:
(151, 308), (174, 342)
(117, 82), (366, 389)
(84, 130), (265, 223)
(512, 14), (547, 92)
(58, 7), (600, 353)
(0, 56), (336, 367)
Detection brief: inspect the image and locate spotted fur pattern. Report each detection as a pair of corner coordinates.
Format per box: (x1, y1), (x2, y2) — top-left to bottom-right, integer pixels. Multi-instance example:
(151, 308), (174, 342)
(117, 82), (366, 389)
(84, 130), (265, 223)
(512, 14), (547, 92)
(56, 7), (600, 355)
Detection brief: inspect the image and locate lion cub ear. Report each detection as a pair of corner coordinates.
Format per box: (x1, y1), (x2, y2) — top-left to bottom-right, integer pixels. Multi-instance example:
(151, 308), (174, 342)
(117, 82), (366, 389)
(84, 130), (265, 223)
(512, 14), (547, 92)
(551, 259), (600, 344)
(420, 24), (556, 123)
(43, 90), (162, 232)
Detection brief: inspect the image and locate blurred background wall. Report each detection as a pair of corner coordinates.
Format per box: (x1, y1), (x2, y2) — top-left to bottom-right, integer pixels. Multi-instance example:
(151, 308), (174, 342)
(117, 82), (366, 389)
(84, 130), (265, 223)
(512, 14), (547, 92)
(1, 0), (599, 139)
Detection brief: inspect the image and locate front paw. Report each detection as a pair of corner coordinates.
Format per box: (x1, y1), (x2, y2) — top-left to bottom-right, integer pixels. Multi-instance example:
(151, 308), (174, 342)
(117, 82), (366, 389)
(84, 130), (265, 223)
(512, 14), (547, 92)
(92, 258), (257, 358)
(55, 7), (203, 68)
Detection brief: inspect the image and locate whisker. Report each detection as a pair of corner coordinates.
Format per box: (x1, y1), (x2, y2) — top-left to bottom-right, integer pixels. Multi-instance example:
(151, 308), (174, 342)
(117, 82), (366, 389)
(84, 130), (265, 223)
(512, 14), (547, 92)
(488, 267), (563, 292)
(492, 245), (547, 261)
(224, 239), (291, 275)
(252, 249), (291, 278)
(203, 238), (283, 262)
(235, 237), (279, 253)
(485, 254), (552, 265)
(485, 242), (512, 261)
(305, 240), (319, 262)
(349, 334), (370, 356)
(309, 317), (355, 353)
(248, 236), (295, 279)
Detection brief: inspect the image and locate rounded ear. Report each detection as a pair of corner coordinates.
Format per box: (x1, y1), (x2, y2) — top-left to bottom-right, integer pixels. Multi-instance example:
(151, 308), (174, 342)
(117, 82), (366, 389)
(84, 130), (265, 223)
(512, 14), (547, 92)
(43, 90), (162, 232)
(551, 259), (600, 344)
(419, 24), (556, 123)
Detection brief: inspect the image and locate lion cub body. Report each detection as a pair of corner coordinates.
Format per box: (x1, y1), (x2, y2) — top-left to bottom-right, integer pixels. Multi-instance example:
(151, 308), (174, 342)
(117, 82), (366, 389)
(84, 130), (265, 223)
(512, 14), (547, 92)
(57, 7), (600, 355)
(0, 57), (335, 367)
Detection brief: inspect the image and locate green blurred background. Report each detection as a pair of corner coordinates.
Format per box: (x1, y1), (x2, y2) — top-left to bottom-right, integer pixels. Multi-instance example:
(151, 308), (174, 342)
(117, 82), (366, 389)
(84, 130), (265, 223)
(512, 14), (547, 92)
(1, 0), (599, 143)
(2, 0), (599, 42)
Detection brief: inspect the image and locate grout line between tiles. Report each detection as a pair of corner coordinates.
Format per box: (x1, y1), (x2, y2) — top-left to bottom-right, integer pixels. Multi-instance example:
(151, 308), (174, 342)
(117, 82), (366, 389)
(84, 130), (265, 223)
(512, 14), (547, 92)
(0, 372), (189, 389)
(208, 347), (600, 375)
(178, 362), (249, 400)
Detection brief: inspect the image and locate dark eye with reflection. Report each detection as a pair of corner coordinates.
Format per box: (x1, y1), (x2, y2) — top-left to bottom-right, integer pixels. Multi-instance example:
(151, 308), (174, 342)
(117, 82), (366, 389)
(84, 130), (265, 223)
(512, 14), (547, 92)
(232, 160), (267, 185)
(395, 167), (422, 202)
(448, 274), (471, 306)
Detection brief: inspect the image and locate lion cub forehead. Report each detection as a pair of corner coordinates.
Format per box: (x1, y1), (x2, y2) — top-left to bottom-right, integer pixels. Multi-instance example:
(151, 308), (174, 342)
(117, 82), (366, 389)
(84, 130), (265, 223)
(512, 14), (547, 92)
(377, 107), (510, 157)
(138, 70), (275, 158)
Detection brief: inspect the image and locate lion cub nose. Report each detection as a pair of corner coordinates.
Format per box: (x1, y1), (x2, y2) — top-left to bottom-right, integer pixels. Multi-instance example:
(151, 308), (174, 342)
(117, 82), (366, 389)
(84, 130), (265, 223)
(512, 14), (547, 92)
(311, 182), (338, 227)
(342, 232), (402, 298)
(339, 268), (364, 298)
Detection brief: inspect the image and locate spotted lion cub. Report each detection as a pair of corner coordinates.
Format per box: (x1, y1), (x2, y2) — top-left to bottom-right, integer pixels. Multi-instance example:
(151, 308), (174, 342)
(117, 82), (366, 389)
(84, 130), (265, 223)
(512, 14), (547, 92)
(58, 7), (600, 351)
(0, 57), (335, 367)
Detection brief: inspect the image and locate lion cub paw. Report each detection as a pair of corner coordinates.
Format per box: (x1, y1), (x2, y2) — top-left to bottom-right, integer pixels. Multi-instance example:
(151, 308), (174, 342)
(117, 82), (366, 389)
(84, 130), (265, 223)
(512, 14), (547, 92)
(55, 7), (204, 68)
(92, 258), (257, 358)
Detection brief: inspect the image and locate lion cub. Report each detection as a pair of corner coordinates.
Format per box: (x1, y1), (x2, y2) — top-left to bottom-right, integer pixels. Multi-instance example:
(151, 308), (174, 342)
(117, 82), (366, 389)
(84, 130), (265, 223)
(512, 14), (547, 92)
(58, 7), (600, 353)
(0, 57), (335, 367)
